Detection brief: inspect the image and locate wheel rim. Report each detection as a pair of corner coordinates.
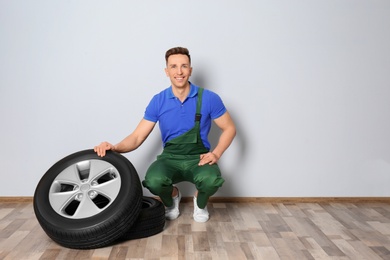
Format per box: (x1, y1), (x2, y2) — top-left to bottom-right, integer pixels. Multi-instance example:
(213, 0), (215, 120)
(48, 159), (122, 219)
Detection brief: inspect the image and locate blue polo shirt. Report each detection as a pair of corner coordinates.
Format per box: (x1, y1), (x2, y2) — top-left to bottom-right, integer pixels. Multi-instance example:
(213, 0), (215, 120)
(144, 83), (226, 149)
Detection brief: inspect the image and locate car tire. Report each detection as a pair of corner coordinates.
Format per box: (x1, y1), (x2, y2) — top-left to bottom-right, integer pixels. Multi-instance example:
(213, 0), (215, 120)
(33, 149), (142, 249)
(119, 196), (165, 241)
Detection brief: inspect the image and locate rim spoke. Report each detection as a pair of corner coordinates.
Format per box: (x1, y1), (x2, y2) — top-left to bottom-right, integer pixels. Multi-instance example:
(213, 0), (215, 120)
(73, 197), (101, 218)
(94, 178), (122, 200)
(49, 191), (77, 213)
(55, 165), (81, 184)
(89, 160), (113, 181)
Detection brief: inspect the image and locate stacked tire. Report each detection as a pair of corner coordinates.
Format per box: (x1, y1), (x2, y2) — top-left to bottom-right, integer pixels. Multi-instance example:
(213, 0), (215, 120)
(33, 149), (165, 249)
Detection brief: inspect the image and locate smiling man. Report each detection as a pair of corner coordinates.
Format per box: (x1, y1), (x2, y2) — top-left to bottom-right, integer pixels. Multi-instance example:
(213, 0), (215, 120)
(94, 47), (236, 222)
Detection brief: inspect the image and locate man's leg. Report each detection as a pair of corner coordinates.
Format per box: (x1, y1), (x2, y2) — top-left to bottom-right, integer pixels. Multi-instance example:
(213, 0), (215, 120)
(142, 158), (180, 207)
(186, 163), (224, 222)
(191, 163), (225, 208)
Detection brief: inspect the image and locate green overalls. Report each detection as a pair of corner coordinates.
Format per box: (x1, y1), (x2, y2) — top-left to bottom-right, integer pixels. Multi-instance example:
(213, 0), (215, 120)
(142, 88), (225, 209)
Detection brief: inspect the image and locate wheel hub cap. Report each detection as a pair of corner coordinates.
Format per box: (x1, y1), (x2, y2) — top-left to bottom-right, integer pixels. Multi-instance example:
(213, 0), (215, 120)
(80, 184), (90, 192)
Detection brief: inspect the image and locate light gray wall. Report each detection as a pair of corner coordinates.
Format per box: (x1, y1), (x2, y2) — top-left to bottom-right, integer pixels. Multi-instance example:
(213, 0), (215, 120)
(1, 1), (390, 197)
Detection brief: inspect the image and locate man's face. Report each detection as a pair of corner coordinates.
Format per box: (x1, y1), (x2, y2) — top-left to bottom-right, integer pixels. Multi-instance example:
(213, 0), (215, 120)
(165, 54), (192, 89)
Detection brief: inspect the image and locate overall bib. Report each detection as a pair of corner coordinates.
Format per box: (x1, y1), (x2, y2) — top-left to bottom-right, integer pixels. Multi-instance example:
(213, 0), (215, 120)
(142, 88), (225, 208)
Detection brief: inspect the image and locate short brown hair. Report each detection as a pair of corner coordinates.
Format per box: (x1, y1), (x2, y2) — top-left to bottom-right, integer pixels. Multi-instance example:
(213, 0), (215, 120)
(165, 47), (191, 64)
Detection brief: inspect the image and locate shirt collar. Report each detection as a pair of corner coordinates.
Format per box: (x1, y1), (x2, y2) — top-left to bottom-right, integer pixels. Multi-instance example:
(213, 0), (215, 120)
(167, 82), (198, 99)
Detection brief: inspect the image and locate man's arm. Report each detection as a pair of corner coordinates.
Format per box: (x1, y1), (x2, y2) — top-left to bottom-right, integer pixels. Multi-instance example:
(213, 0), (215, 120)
(94, 119), (156, 157)
(199, 111), (236, 165)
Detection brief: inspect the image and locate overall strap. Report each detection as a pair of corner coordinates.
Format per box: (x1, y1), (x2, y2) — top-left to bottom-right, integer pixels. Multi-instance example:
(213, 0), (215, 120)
(195, 88), (204, 122)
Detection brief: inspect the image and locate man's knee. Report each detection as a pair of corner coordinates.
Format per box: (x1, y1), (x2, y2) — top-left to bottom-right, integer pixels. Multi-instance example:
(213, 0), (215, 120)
(142, 175), (172, 194)
(194, 173), (225, 192)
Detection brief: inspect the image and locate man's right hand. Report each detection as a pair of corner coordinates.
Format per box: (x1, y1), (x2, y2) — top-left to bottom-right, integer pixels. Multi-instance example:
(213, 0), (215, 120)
(94, 142), (115, 157)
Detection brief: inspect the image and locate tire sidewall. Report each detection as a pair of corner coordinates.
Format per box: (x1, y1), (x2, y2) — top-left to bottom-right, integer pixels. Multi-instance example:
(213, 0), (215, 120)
(138, 197), (164, 219)
(119, 196), (165, 241)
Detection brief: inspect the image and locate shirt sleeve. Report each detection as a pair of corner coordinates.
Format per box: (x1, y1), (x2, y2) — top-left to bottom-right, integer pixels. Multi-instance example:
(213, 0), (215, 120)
(206, 90), (227, 119)
(143, 95), (159, 123)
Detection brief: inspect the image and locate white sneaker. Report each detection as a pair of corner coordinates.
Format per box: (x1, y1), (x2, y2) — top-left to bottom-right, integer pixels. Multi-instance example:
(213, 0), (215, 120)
(165, 187), (181, 220)
(193, 196), (209, 222)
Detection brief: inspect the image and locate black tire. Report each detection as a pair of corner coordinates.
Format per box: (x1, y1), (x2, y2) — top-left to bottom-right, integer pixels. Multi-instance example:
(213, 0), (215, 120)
(33, 149), (143, 249)
(119, 196), (165, 241)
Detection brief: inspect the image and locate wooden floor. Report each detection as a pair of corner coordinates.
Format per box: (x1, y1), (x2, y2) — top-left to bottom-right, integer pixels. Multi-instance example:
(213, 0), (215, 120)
(1, 200), (390, 260)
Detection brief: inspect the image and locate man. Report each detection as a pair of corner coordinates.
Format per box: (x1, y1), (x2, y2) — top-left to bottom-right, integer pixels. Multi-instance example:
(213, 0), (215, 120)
(94, 47), (236, 222)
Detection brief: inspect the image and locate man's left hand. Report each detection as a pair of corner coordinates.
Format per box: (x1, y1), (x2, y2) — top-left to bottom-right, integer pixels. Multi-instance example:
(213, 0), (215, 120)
(199, 152), (219, 166)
